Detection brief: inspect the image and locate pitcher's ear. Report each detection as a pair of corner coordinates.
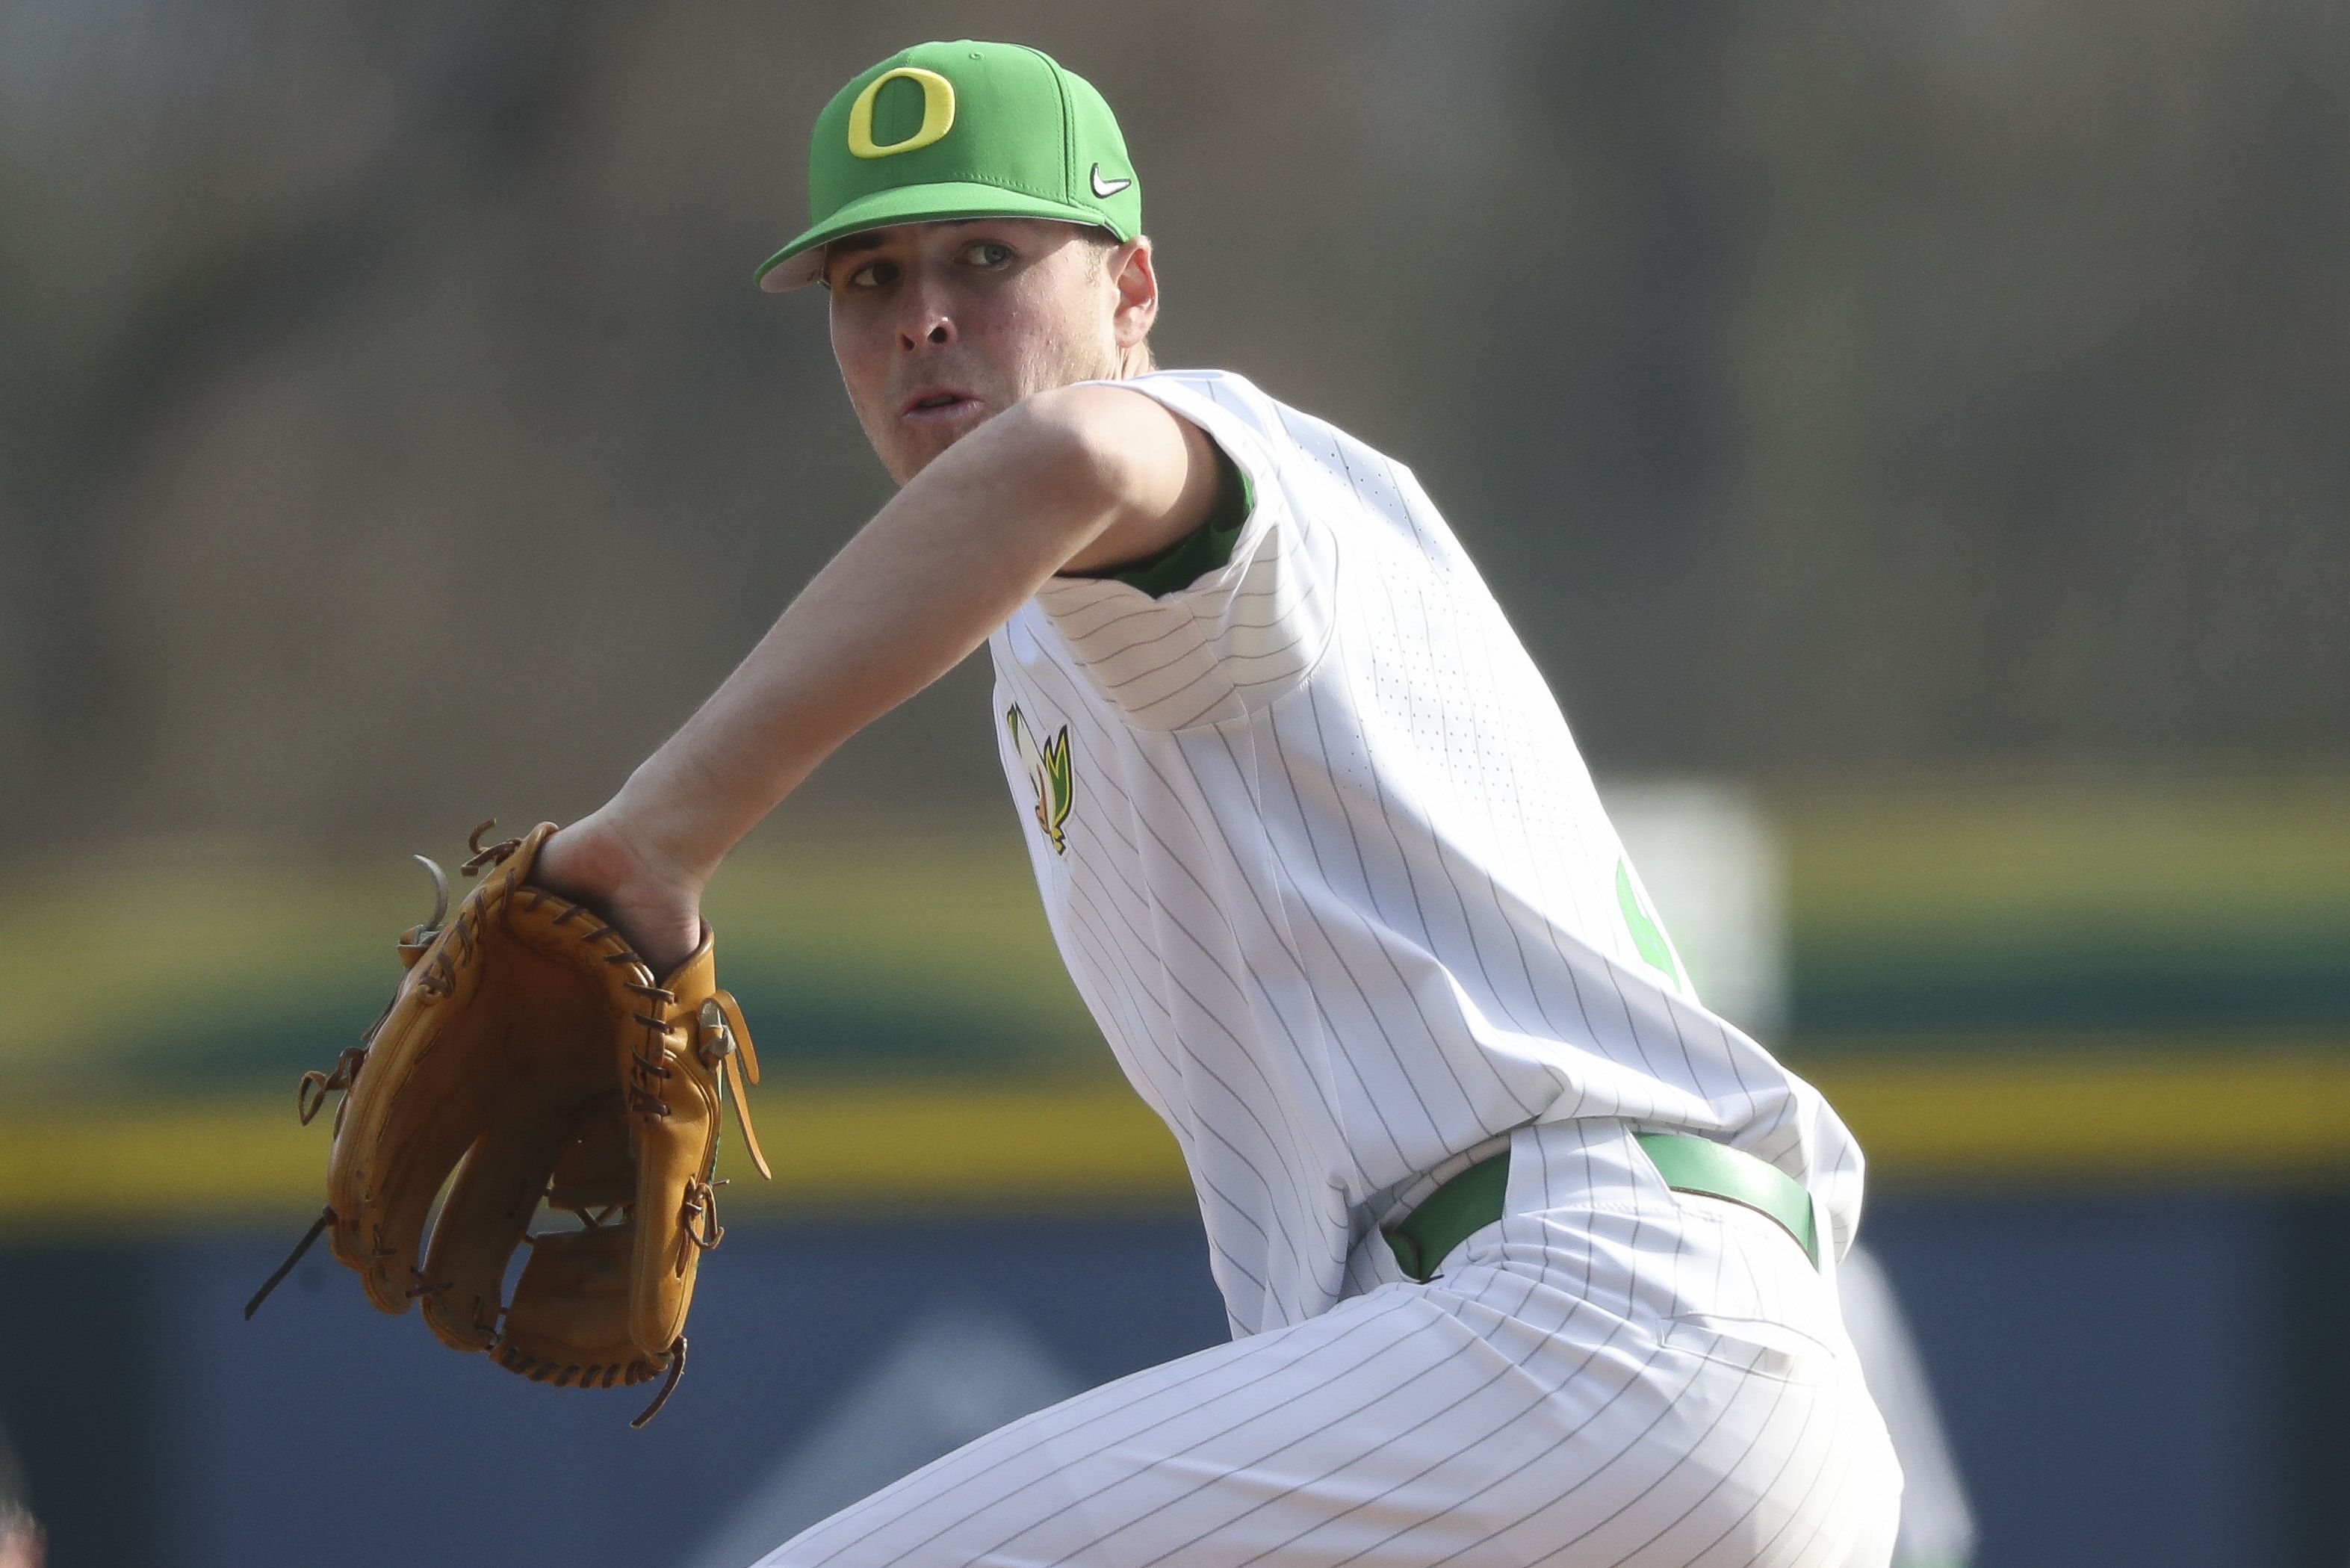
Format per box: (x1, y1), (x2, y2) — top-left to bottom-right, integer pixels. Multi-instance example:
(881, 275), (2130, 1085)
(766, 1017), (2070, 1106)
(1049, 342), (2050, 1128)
(1111, 235), (1159, 348)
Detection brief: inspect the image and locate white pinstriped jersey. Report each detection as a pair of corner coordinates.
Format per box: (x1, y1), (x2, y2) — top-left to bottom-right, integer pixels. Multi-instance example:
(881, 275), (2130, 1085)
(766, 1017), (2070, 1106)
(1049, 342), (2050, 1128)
(987, 368), (1865, 1338)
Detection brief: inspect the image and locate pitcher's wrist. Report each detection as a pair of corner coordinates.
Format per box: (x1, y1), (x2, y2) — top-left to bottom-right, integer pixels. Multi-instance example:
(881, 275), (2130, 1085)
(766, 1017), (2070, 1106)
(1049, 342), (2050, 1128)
(598, 778), (728, 896)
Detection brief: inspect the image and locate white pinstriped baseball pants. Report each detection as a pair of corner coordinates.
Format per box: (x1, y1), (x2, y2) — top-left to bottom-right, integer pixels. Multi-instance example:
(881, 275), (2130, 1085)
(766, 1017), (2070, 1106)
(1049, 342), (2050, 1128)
(755, 1121), (1902, 1568)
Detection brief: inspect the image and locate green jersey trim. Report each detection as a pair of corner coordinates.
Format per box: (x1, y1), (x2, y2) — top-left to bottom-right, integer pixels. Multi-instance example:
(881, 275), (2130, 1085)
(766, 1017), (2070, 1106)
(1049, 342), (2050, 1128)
(1101, 447), (1253, 598)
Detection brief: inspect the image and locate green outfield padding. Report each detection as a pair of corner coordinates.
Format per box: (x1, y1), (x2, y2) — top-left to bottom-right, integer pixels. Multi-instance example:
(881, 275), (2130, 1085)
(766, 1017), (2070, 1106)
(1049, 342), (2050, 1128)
(0, 778), (2343, 1104)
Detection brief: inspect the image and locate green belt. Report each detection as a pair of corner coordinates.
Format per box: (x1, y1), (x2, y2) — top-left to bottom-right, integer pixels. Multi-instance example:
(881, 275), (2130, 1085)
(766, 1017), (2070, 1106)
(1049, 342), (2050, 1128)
(1381, 1132), (1820, 1283)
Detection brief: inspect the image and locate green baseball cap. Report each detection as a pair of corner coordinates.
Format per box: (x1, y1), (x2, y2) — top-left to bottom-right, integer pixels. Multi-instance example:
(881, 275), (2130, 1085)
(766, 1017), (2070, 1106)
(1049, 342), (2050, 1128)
(755, 40), (1142, 293)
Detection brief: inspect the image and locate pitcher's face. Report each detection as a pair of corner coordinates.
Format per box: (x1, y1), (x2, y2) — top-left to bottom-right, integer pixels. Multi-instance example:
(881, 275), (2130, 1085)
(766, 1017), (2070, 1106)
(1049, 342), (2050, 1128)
(825, 218), (1153, 483)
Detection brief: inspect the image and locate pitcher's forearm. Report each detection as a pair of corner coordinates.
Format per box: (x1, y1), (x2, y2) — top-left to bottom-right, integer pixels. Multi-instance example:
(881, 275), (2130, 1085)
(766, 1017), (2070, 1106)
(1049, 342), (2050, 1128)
(606, 393), (1148, 886)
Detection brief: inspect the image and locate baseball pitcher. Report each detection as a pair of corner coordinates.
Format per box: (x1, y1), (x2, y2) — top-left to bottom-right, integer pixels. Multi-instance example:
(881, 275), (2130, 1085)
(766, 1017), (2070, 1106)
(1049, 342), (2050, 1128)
(527, 40), (1904, 1567)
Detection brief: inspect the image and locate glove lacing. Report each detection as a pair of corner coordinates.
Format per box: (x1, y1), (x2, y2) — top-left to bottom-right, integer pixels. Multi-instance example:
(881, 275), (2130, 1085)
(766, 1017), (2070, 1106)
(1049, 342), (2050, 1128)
(250, 819), (767, 1431)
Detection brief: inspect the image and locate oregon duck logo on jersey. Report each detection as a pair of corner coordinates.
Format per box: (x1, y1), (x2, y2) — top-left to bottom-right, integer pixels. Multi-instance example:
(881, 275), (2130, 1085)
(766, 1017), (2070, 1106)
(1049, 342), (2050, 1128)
(1006, 705), (1074, 855)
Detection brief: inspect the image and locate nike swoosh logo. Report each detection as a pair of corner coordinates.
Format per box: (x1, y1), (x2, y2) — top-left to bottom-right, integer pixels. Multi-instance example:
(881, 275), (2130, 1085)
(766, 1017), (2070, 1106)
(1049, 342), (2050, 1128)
(1090, 164), (1132, 199)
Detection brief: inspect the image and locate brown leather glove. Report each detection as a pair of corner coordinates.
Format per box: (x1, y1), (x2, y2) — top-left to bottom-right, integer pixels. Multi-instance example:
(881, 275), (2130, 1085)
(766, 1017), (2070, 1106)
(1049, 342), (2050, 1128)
(250, 821), (769, 1426)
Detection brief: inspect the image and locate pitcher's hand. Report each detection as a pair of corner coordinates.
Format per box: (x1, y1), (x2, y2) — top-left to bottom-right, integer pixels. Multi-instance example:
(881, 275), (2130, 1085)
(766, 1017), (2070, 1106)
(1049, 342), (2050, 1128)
(530, 809), (704, 977)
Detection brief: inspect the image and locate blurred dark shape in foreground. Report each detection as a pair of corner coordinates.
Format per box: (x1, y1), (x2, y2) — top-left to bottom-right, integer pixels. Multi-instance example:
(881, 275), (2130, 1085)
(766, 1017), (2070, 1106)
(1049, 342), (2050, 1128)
(0, 1416), (42, 1568)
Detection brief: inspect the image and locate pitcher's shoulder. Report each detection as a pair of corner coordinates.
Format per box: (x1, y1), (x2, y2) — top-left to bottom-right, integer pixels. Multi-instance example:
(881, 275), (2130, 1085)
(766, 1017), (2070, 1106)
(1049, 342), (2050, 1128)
(1123, 368), (1294, 443)
(1126, 371), (1422, 483)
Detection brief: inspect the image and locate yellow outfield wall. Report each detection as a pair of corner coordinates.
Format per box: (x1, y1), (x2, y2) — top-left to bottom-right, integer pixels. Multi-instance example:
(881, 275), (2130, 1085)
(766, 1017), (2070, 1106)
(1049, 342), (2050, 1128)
(8, 1047), (2350, 1230)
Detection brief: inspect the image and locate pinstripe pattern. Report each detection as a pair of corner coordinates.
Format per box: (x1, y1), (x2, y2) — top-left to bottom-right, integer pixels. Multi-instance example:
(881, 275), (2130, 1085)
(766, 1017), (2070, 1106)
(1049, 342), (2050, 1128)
(754, 1123), (1899, 1567)
(993, 370), (1866, 1337)
(782, 370), (1903, 1565)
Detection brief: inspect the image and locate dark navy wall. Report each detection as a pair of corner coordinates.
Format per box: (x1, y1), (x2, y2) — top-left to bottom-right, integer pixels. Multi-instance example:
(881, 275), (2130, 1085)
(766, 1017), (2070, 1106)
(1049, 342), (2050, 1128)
(159, 1218), (1231, 1568)
(1864, 1192), (2283, 1568)
(2, 1194), (2341, 1568)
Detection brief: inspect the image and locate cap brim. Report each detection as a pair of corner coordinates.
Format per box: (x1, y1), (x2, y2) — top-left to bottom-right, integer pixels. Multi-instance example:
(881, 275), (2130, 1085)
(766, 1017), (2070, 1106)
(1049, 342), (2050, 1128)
(754, 180), (1120, 292)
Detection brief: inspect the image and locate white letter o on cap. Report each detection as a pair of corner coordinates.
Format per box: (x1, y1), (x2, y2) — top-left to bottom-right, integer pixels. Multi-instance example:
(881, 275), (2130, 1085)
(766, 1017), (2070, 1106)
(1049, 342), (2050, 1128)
(847, 68), (956, 158)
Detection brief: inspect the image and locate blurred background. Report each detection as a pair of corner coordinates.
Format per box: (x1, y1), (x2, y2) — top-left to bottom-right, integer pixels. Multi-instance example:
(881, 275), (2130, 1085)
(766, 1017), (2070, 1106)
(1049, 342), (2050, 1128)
(2, 1), (2346, 1564)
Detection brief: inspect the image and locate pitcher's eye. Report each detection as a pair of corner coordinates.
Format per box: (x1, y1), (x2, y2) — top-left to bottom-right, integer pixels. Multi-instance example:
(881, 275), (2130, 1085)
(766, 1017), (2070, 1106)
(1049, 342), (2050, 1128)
(845, 258), (899, 289)
(962, 241), (1014, 268)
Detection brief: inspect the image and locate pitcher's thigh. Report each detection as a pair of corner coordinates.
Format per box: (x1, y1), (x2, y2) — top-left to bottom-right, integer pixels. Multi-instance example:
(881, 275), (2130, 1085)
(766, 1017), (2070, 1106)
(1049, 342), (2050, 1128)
(755, 1286), (1896, 1568)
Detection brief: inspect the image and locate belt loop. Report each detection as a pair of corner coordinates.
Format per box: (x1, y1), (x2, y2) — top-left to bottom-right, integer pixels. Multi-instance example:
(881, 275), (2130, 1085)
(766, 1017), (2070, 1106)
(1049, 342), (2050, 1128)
(1635, 1132), (1820, 1269)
